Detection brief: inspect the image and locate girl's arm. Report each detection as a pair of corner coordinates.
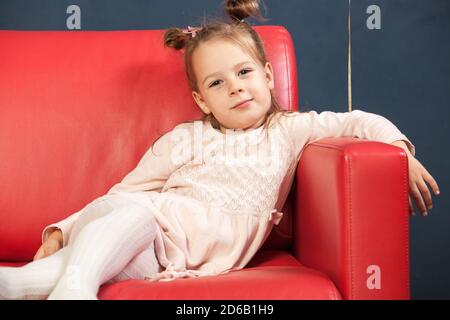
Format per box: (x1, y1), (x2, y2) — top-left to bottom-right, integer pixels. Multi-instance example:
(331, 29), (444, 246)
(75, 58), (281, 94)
(306, 109), (415, 154)
(106, 125), (183, 195)
(285, 109), (415, 158)
(286, 109), (439, 216)
(41, 123), (191, 245)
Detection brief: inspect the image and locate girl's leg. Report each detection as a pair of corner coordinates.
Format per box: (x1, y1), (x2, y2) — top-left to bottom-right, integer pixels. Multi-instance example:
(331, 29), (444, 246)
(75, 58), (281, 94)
(47, 203), (157, 300)
(0, 195), (161, 300)
(0, 246), (71, 300)
(67, 194), (163, 284)
(106, 241), (162, 284)
(0, 196), (114, 300)
(0, 242), (160, 300)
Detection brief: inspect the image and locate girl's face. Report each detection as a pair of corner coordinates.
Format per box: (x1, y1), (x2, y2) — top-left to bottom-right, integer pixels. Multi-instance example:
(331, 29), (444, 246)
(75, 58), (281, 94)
(191, 39), (275, 133)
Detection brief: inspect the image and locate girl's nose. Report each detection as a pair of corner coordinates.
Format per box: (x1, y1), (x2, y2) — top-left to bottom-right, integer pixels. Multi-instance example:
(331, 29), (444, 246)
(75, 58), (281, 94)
(229, 85), (244, 96)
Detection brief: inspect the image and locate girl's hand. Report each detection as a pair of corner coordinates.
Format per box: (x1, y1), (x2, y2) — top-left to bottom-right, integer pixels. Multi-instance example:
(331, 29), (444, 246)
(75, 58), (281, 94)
(33, 230), (63, 261)
(391, 140), (440, 217)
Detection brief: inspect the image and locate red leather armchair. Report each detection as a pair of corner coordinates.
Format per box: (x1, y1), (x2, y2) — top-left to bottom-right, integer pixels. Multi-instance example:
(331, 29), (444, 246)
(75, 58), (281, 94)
(0, 26), (410, 299)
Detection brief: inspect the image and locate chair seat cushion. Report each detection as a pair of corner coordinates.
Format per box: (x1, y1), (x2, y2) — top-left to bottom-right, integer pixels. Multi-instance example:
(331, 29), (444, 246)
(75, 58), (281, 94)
(98, 250), (342, 300)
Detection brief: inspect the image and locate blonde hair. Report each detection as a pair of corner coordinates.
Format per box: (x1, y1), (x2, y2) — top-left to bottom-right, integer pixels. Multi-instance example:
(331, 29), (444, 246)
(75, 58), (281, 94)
(163, 0), (297, 133)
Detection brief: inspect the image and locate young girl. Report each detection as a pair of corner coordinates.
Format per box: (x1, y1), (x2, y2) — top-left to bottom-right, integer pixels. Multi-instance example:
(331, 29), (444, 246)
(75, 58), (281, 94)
(0, 0), (440, 300)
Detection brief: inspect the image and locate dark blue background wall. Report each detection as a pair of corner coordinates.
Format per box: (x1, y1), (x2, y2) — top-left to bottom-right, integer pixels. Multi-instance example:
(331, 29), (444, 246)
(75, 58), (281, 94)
(1, 0), (448, 299)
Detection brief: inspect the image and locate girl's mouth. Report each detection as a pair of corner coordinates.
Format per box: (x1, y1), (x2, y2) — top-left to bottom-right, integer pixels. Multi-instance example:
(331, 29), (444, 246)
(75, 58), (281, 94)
(232, 99), (253, 109)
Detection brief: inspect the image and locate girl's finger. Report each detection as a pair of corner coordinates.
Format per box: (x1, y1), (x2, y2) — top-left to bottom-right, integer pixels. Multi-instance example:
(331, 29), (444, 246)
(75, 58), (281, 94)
(410, 183), (427, 216)
(417, 177), (433, 211)
(422, 169), (440, 196)
(33, 247), (43, 261)
(408, 196), (415, 216)
(48, 246), (58, 256)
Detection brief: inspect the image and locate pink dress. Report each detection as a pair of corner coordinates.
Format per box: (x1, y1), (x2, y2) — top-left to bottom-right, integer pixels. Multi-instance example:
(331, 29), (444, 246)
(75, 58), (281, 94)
(42, 110), (415, 282)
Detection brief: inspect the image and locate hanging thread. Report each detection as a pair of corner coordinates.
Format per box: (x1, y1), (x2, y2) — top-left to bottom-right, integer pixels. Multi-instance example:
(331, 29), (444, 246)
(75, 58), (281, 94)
(348, 0), (352, 112)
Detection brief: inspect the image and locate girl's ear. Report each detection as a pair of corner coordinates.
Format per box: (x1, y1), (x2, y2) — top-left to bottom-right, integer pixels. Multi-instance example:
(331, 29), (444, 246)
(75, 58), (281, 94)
(264, 62), (275, 90)
(192, 91), (211, 114)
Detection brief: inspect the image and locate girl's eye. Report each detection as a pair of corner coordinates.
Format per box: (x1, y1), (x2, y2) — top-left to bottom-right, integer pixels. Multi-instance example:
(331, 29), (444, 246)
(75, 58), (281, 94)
(239, 69), (252, 76)
(209, 80), (221, 87)
(208, 69), (252, 88)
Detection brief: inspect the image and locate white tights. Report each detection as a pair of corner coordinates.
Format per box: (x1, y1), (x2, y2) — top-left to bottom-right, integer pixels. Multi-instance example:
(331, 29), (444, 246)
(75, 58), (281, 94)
(0, 195), (162, 300)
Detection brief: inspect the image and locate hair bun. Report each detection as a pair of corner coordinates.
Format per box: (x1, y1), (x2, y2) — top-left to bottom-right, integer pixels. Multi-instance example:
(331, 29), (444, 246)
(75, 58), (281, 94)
(225, 0), (267, 22)
(164, 28), (190, 50)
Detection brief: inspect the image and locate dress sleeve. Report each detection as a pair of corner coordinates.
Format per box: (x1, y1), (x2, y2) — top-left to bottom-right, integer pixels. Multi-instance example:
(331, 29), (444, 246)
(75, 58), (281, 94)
(41, 124), (189, 246)
(287, 109), (416, 158)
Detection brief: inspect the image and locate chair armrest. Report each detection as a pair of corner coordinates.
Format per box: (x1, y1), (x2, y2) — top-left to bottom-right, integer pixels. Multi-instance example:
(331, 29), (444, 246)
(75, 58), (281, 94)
(292, 137), (410, 300)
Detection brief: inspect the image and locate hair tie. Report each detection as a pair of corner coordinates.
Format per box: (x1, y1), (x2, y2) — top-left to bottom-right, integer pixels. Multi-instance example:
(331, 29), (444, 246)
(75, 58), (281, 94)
(230, 15), (246, 24)
(182, 26), (202, 38)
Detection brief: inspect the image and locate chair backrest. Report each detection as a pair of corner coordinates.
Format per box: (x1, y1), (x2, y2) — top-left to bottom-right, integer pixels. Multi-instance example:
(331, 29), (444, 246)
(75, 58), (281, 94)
(0, 26), (298, 261)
